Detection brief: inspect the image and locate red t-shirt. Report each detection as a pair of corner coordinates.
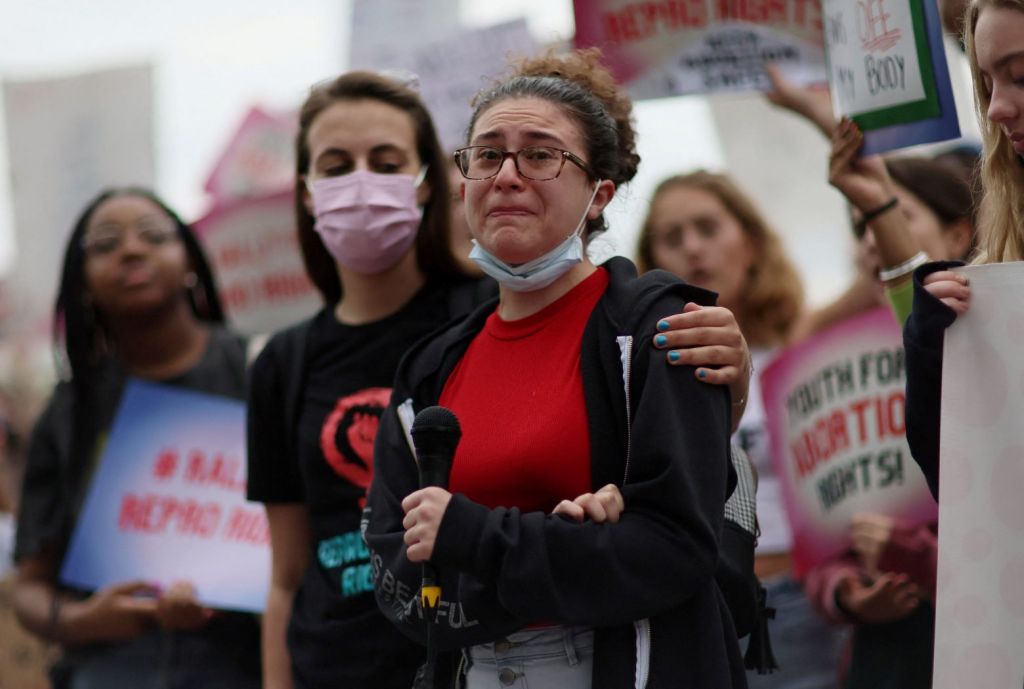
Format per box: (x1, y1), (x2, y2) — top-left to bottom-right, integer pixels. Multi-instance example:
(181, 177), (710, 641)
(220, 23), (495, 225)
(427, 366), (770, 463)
(440, 267), (610, 512)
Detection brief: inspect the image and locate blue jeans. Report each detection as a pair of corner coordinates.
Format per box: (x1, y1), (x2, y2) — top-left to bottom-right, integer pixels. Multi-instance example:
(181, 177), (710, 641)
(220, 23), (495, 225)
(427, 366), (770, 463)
(746, 575), (848, 689)
(465, 626), (594, 689)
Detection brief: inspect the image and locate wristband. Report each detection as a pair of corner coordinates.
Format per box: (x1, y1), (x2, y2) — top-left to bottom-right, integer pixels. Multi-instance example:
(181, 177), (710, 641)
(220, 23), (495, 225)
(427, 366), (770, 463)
(854, 197), (899, 237)
(878, 251), (929, 282)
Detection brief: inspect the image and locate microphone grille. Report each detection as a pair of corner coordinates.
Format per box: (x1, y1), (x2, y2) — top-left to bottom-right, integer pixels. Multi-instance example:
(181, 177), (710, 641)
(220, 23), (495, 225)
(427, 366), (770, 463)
(411, 405), (461, 435)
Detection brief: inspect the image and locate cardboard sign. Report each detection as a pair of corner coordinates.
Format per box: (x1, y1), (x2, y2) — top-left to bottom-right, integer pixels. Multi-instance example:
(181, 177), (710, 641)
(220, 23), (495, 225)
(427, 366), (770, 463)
(573, 0), (827, 97)
(932, 262), (1024, 689)
(760, 307), (937, 576)
(60, 381), (270, 613)
(822, 0), (960, 153)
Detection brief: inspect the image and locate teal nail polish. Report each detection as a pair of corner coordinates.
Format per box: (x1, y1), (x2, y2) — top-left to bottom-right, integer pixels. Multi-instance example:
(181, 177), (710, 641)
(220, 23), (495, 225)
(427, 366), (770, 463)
(668, 351), (680, 363)
(657, 320), (669, 332)
(698, 369), (707, 379)
(655, 335), (667, 347)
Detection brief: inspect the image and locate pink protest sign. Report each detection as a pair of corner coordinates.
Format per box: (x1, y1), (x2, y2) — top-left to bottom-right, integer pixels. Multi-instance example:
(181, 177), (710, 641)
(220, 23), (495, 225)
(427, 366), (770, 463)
(204, 107), (296, 203)
(573, 0), (826, 97)
(760, 307), (936, 577)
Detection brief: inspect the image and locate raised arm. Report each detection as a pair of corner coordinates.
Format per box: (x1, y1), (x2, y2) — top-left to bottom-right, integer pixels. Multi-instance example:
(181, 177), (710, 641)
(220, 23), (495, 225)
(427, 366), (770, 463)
(828, 119), (922, 277)
(764, 64), (837, 139)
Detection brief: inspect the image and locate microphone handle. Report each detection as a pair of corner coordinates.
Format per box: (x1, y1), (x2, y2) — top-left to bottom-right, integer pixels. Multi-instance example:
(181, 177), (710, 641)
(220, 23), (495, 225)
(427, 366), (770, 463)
(418, 450), (452, 491)
(417, 452), (445, 625)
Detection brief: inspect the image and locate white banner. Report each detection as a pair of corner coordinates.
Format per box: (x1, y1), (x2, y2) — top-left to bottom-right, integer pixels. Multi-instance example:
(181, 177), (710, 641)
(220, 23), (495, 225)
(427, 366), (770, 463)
(3, 65), (155, 328)
(934, 262), (1024, 689)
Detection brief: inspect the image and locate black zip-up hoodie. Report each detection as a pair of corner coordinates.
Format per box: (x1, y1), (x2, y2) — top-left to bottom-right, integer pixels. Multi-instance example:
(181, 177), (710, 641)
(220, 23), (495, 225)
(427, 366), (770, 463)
(364, 257), (747, 689)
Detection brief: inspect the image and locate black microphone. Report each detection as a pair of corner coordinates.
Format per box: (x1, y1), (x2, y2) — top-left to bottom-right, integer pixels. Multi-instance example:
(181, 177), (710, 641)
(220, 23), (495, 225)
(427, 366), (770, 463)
(410, 406), (461, 618)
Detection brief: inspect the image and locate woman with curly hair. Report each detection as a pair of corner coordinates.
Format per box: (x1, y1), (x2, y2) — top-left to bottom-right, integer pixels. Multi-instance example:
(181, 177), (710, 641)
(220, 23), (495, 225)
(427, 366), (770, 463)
(365, 49), (748, 689)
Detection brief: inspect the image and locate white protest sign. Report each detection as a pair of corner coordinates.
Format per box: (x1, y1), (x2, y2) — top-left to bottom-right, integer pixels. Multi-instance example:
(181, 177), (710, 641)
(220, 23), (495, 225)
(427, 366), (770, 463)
(823, 0), (927, 115)
(61, 381), (270, 613)
(933, 262), (1024, 689)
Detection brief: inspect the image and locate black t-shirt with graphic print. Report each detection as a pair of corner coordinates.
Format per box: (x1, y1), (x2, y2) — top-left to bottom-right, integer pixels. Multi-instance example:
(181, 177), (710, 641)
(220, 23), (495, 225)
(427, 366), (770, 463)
(247, 280), (486, 689)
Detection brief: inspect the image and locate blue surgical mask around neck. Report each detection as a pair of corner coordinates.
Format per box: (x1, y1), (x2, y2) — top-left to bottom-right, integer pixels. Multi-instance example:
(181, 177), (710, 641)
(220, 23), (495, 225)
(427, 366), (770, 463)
(469, 181), (603, 293)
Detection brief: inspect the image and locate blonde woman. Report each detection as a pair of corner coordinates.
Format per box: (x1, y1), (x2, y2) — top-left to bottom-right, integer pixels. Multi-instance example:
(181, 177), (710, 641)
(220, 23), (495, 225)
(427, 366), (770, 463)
(903, 0), (1024, 495)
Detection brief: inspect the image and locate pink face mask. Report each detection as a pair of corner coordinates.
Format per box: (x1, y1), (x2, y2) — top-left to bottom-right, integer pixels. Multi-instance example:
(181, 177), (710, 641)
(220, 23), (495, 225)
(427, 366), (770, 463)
(306, 169), (426, 274)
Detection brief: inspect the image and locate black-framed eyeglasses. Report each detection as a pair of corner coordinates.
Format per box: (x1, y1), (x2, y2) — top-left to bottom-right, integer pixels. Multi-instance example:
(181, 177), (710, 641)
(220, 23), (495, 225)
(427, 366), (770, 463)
(453, 145), (594, 181)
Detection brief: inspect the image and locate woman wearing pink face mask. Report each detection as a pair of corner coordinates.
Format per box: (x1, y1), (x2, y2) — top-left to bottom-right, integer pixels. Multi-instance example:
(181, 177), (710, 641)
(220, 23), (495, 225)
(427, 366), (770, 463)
(246, 71), (753, 689)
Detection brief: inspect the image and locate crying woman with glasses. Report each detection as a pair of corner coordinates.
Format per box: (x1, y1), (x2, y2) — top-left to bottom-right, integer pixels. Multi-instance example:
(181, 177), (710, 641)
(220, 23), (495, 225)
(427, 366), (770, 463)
(364, 50), (751, 689)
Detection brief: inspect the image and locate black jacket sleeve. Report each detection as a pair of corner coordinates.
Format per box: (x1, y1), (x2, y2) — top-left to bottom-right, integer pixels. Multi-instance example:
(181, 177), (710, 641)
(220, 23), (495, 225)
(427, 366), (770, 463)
(246, 334), (304, 503)
(364, 293), (731, 648)
(903, 260), (963, 499)
(14, 387), (73, 562)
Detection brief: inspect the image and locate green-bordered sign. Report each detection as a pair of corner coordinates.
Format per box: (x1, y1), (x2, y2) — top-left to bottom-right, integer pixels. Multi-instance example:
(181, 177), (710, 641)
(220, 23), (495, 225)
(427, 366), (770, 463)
(822, 0), (959, 152)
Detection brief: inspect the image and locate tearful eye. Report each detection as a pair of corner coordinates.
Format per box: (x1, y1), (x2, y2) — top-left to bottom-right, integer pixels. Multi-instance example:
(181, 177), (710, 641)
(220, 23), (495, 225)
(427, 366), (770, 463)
(523, 147), (557, 161)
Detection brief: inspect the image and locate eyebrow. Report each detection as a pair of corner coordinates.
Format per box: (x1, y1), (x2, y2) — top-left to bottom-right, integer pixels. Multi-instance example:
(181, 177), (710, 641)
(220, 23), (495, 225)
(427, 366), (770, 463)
(471, 129), (568, 147)
(369, 143), (408, 156)
(989, 49), (1024, 73)
(314, 143), (408, 162)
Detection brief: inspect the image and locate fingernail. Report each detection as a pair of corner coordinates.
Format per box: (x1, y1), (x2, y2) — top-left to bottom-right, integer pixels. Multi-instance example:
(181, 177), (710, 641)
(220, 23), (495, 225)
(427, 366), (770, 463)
(668, 351), (681, 363)
(657, 320), (669, 332)
(698, 368), (706, 379)
(655, 334), (667, 347)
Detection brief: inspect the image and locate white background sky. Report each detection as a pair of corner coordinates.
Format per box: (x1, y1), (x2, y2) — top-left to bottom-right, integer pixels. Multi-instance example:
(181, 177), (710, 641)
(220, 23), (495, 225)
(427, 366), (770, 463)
(0, 0), (979, 305)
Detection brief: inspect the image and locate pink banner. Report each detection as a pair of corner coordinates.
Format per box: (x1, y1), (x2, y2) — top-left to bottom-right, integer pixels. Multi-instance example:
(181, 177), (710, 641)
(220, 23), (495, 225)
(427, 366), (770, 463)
(760, 307), (936, 577)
